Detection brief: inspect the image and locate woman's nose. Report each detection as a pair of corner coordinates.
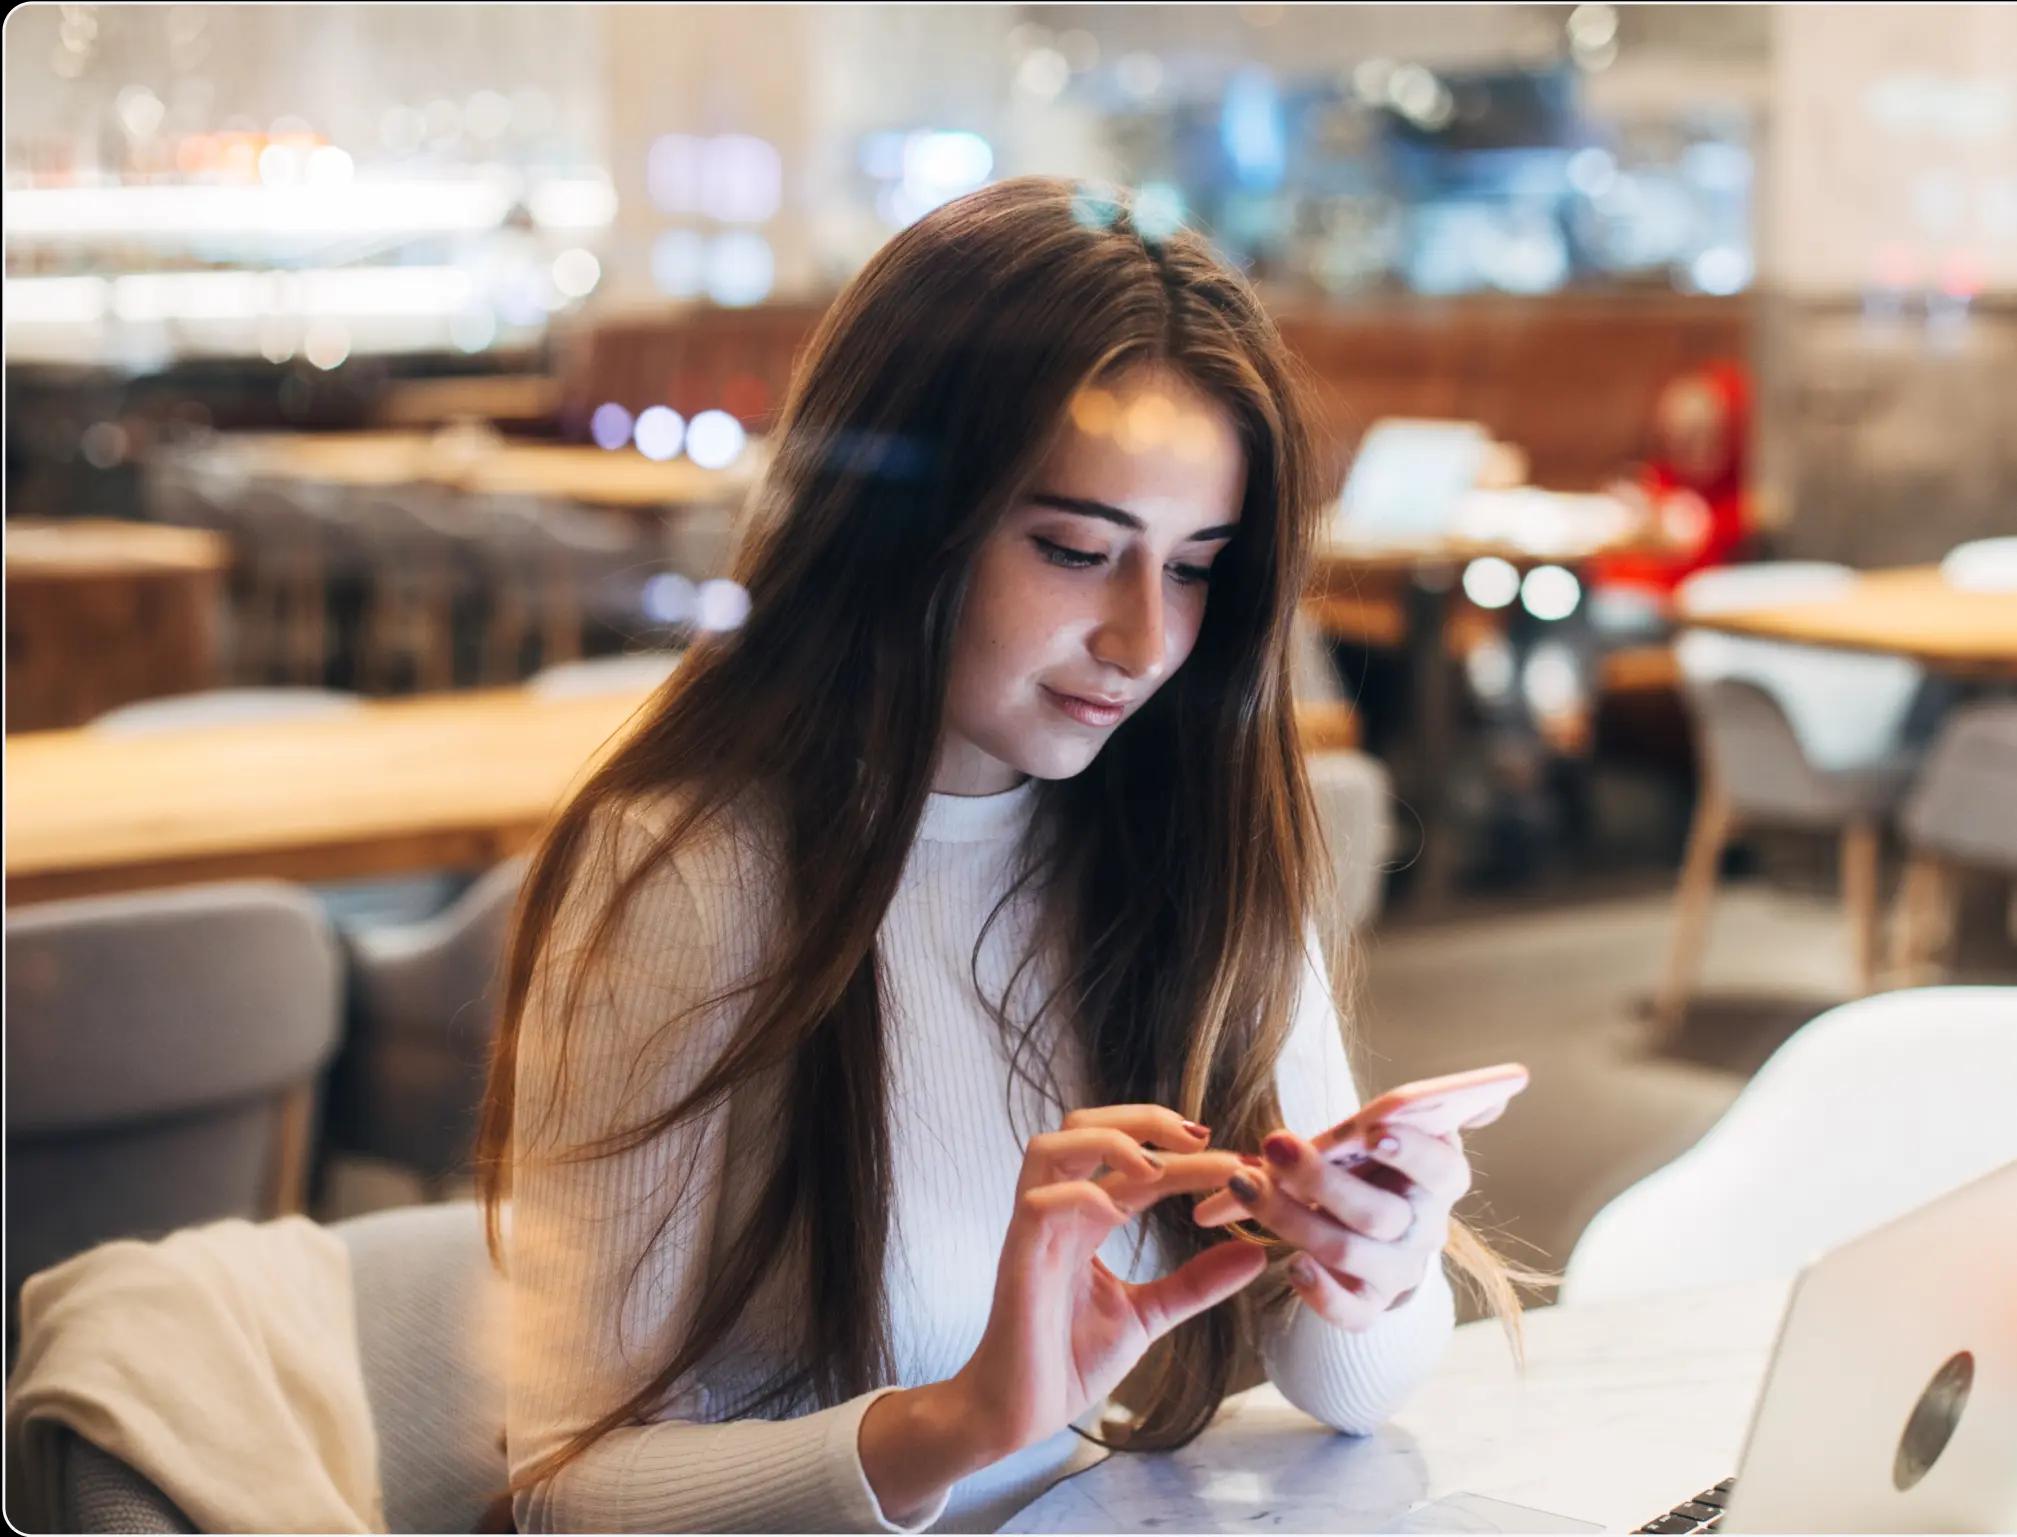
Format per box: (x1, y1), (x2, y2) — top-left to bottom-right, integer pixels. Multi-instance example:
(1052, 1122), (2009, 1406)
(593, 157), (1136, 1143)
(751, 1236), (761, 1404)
(1089, 563), (1165, 683)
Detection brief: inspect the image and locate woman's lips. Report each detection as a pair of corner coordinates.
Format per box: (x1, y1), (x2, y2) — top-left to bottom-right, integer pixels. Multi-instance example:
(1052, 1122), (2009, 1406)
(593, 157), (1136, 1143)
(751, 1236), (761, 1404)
(1042, 686), (1124, 728)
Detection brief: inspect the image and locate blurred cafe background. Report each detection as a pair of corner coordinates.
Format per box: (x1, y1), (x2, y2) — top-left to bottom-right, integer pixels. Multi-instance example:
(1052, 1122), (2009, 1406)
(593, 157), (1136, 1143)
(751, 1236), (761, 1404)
(5, 0), (2015, 1366)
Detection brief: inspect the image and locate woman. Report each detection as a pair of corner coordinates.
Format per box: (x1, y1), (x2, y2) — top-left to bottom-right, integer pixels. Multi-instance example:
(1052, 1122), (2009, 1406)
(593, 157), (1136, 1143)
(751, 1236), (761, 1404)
(475, 177), (1540, 1534)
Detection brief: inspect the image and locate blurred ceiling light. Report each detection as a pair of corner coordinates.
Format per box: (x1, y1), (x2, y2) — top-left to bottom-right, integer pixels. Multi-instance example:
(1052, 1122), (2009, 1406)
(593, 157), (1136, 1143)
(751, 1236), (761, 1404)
(1573, 38), (1619, 72)
(1352, 58), (1395, 103)
(902, 130), (993, 196)
(1566, 146), (1617, 198)
(258, 144), (306, 188)
(1006, 23), (1053, 55)
(1462, 556), (1521, 610)
(1133, 182), (1185, 241)
(305, 146), (355, 187)
(705, 231), (774, 306)
(1688, 245), (1751, 296)
(1681, 141), (1750, 192)
(1222, 66), (1287, 188)
(649, 132), (704, 214)
(695, 578), (752, 633)
(115, 87), (165, 140)
(302, 321), (353, 372)
(1520, 564), (1581, 622)
(464, 90), (513, 141)
(686, 409), (746, 470)
(1016, 48), (1071, 101)
(1522, 641), (1584, 717)
(527, 177), (617, 230)
(651, 229), (707, 298)
(1566, 3), (1618, 49)
(1465, 635), (1514, 700)
(590, 402), (635, 451)
(449, 307), (498, 353)
(701, 134), (782, 223)
(551, 247), (602, 299)
(258, 317), (297, 364)
(643, 572), (699, 625)
(1057, 29), (1100, 71)
(858, 131), (906, 180)
(1388, 65), (1453, 128)
(633, 406), (686, 462)
(1115, 53), (1164, 100)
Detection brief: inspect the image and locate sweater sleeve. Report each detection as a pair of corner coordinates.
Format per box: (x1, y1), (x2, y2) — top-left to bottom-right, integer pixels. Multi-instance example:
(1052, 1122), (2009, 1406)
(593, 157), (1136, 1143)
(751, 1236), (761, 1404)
(1252, 923), (1458, 1434)
(506, 800), (950, 1534)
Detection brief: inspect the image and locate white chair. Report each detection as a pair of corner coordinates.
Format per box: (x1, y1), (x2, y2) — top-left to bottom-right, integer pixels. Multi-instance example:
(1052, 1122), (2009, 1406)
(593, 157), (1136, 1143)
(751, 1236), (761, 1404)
(1656, 564), (1928, 1030)
(526, 650), (682, 698)
(1939, 536), (2017, 593)
(1561, 986), (2017, 1306)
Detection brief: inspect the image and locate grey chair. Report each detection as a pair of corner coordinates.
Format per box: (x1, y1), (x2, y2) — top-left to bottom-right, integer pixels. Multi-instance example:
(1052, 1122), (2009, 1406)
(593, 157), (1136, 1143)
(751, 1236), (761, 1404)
(5, 883), (344, 1316)
(1655, 565), (1930, 1034)
(1891, 700), (2017, 984)
(322, 858), (527, 1195)
(47, 1201), (509, 1534)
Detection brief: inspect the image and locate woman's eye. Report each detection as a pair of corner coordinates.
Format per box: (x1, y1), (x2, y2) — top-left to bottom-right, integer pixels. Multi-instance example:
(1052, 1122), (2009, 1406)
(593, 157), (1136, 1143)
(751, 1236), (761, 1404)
(1033, 536), (1105, 569)
(1169, 563), (1214, 586)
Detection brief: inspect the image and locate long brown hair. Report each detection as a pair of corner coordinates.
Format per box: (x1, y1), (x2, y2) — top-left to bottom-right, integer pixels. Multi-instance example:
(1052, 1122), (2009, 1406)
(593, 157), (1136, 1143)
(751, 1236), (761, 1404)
(475, 176), (1544, 1498)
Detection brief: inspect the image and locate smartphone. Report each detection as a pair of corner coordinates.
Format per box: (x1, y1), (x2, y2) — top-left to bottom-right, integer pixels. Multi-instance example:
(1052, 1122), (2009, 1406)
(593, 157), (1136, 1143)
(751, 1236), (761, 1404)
(1311, 1063), (1529, 1158)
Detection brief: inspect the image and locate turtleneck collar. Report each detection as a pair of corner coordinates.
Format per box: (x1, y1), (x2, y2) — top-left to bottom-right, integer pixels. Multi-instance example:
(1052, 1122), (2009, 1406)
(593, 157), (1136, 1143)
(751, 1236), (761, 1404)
(916, 775), (1040, 844)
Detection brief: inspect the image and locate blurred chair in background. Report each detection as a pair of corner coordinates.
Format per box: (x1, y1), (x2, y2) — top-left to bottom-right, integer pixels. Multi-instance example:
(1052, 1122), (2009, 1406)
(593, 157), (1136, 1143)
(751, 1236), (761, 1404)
(37, 1202), (506, 1535)
(88, 687), (364, 735)
(1891, 701), (2017, 985)
(1292, 613), (1391, 932)
(526, 650), (682, 698)
(320, 858), (526, 1200)
(1562, 986), (2017, 1306)
(1939, 536), (2017, 593)
(350, 489), (472, 696)
(1655, 563), (1928, 1033)
(5, 883), (344, 1330)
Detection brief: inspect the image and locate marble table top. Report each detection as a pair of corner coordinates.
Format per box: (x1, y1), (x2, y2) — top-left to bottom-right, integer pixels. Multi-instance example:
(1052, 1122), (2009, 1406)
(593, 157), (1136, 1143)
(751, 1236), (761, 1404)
(1001, 1278), (1795, 1534)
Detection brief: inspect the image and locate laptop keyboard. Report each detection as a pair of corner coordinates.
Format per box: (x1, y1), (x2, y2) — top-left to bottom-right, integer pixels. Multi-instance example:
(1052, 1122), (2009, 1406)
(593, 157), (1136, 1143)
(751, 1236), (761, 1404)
(1634, 1477), (1736, 1533)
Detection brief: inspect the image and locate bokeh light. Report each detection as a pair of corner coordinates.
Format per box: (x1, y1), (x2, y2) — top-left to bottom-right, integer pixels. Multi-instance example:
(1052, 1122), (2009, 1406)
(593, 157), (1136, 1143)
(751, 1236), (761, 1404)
(705, 232), (775, 307)
(695, 578), (752, 632)
(633, 405), (685, 461)
(590, 402), (635, 452)
(1463, 557), (1522, 610)
(1520, 564), (1583, 621)
(685, 409), (746, 470)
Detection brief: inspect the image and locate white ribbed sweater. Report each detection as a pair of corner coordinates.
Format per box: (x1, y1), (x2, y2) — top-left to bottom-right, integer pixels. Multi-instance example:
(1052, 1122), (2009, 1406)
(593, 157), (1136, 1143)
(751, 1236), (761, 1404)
(506, 776), (1455, 1534)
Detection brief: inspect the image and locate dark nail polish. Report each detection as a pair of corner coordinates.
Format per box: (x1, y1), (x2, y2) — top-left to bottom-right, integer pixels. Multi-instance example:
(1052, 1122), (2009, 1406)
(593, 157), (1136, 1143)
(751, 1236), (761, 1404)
(1183, 1121), (1211, 1141)
(1227, 1173), (1261, 1204)
(1262, 1134), (1298, 1168)
(1238, 1152), (1265, 1167)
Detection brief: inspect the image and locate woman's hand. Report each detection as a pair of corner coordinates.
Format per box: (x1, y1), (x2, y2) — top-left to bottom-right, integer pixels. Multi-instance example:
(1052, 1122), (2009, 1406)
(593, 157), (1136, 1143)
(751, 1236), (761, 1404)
(1191, 1121), (1472, 1331)
(859, 1106), (1264, 1524)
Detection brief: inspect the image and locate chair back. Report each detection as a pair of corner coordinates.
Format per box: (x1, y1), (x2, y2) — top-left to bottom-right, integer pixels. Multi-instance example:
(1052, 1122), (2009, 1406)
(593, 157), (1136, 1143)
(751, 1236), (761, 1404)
(49, 1201), (508, 1534)
(1940, 536), (2017, 593)
(1674, 563), (1925, 773)
(1901, 701), (2017, 871)
(6, 883), (344, 1300)
(326, 859), (528, 1180)
(88, 688), (364, 736)
(1562, 987), (2017, 1305)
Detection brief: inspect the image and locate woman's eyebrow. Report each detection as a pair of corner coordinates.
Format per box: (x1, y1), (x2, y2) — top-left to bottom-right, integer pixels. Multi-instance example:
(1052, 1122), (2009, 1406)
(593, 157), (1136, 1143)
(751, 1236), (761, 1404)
(1028, 490), (1238, 543)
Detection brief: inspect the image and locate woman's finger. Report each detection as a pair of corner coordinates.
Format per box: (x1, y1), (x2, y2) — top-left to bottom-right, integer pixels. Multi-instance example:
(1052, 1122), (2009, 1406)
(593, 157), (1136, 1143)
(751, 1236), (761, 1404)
(1017, 1127), (1164, 1194)
(1061, 1104), (1213, 1153)
(1098, 1151), (1250, 1214)
(1011, 1179), (1131, 1261)
(1251, 1131), (1418, 1241)
(1126, 1240), (1269, 1339)
(1345, 1122), (1473, 1207)
(1284, 1252), (1386, 1333)
(1189, 1169), (1422, 1300)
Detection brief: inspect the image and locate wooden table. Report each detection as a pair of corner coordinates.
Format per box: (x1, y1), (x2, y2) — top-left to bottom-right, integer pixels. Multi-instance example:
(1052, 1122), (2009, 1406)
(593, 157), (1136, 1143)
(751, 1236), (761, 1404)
(1685, 566), (2017, 678)
(5, 520), (231, 734)
(218, 430), (760, 511)
(5, 686), (1353, 906)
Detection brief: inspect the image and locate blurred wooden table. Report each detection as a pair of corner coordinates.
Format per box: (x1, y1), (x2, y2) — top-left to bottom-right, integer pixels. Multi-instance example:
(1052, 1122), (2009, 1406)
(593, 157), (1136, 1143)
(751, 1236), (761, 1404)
(5, 520), (231, 734)
(6, 685), (1352, 905)
(221, 430), (759, 511)
(1685, 566), (2017, 677)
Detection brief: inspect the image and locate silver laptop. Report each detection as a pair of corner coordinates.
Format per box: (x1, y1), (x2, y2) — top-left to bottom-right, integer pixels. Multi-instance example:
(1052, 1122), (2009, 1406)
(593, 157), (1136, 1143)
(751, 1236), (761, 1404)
(1333, 417), (1490, 542)
(1637, 1158), (2017, 1534)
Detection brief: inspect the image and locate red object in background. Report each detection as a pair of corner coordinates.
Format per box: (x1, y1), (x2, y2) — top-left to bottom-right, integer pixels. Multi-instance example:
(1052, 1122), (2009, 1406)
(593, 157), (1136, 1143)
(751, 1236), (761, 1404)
(1591, 359), (1754, 600)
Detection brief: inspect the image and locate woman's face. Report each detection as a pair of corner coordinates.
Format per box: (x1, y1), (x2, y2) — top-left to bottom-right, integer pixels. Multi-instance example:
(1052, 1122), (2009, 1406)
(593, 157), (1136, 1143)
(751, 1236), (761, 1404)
(937, 363), (1247, 795)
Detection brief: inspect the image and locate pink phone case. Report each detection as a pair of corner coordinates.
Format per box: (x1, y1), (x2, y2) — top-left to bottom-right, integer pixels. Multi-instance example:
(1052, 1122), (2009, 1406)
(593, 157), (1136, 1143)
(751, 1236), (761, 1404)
(1311, 1063), (1529, 1155)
